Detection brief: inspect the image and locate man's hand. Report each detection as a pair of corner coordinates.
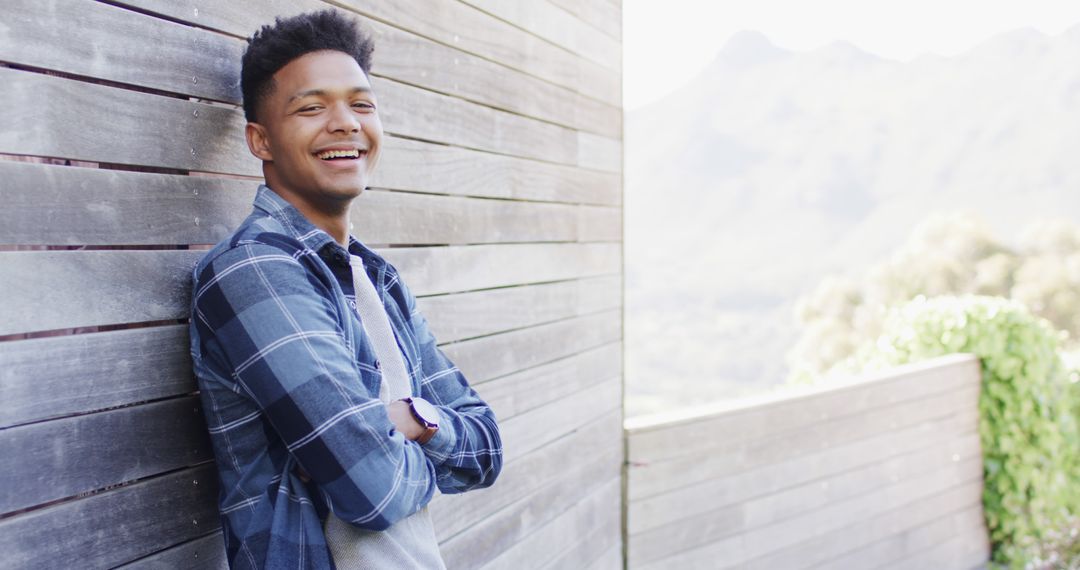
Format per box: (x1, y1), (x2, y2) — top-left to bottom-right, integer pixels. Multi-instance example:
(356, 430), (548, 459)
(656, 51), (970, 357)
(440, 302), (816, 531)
(387, 399), (425, 441)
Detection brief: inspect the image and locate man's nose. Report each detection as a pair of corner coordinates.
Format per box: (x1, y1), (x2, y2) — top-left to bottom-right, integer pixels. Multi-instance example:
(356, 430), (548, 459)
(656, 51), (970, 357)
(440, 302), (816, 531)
(327, 102), (361, 133)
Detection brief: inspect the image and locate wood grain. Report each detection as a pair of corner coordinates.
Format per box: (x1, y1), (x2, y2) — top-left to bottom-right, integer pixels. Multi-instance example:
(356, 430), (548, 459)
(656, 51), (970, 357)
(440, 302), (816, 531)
(0, 325), (193, 427)
(0, 161), (620, 246)
(0, 0), (621, 135)
(0, 66), (619, 171)
(114, 0), (622, 104)
(0, 397), (213, 515)
(0, 464), (219, 569)
(116, 532), (228, 570)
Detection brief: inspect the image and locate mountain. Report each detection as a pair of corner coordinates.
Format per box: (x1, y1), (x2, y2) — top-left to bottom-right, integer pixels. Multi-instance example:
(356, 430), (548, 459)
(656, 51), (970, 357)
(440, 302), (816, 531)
(625, 25), (1080, 417)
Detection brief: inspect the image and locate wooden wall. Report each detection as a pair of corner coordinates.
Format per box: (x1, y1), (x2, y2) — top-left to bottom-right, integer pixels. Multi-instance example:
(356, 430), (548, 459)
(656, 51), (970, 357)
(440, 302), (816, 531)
(625, 354), (991, 570)
(0, 1), (623, 568)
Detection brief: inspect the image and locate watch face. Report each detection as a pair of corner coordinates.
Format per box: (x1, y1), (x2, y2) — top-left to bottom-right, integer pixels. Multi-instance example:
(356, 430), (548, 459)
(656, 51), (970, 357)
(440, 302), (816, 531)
(411, 398), (439, 426)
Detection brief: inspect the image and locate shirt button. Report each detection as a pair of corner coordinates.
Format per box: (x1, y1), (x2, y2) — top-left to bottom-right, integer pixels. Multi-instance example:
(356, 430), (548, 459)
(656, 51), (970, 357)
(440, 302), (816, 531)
(374, 359), (381, 370)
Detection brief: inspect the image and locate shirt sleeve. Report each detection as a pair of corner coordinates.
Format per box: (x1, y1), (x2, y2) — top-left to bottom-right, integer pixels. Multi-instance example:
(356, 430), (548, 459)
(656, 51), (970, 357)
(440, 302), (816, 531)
(192, 241), (435, 530)
(388, 266), (504, 494)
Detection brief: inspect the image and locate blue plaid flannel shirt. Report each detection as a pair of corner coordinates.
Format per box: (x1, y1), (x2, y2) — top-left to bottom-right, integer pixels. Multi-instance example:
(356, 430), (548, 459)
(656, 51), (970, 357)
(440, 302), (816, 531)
(189, 185), (503, 569)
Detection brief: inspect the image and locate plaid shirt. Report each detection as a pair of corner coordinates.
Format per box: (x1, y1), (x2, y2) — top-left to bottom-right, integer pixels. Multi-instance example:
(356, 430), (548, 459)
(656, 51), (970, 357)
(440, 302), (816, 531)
(189, 185), (503, 569)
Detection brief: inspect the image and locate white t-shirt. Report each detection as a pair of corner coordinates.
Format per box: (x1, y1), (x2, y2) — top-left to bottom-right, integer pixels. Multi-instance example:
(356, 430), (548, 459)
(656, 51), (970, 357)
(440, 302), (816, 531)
(322, 256), (446, 569)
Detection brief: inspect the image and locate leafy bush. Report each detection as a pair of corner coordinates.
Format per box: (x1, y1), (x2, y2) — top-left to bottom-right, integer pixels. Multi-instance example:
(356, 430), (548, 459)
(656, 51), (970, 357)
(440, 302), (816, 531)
(1022, 514), (1080, 570)
(840, 295), (1080, 568)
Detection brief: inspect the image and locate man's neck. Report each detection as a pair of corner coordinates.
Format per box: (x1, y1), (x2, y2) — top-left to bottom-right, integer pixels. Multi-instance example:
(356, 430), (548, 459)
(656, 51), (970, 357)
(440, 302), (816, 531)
(266, 183), (351, 247)
(297, 203), (350, 248)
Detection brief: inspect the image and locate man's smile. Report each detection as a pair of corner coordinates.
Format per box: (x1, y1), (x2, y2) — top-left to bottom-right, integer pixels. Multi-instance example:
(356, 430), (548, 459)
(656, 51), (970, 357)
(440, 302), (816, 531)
(312, 147), (369, 172)
(317, 149), (360, 159)
(314, 147), (368, 161)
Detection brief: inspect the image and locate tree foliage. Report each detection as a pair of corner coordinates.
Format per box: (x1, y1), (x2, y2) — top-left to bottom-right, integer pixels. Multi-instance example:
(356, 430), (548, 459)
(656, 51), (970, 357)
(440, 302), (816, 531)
(788, 214), (1080, 384)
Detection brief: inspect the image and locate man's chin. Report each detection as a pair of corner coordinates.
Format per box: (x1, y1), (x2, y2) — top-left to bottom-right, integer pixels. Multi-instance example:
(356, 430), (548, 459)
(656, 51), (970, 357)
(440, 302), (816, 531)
(319, 179), (367, 200)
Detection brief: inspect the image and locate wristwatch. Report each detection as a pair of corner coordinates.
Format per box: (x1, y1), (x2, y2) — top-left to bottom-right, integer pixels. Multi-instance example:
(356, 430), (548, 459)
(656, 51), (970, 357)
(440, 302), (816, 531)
(401, 397), (439, 445)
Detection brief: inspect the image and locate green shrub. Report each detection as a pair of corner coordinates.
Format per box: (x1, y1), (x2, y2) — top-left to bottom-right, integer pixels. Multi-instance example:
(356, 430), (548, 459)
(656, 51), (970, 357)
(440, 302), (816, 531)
(841, 295), (1080, 568)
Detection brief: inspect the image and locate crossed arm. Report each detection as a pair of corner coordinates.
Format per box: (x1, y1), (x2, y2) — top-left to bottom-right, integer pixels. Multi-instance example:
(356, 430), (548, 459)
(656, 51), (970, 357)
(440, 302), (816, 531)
(192, 242), (502, 530)
(294, 400), (423, 476)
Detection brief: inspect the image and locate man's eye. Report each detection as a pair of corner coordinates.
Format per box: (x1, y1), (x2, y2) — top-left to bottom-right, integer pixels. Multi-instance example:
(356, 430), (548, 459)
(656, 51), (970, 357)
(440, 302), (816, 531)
(353, 102), (376, 111)
(299, 106), (322, 113)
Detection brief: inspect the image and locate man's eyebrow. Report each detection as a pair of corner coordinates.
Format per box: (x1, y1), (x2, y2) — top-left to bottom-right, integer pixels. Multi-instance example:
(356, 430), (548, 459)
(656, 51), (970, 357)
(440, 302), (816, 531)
(286, 86), (373, 105)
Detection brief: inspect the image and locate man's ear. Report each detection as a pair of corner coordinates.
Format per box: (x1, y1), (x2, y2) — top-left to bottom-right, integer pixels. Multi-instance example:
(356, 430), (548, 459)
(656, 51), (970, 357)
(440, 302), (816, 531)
(245, 122), (273, 162)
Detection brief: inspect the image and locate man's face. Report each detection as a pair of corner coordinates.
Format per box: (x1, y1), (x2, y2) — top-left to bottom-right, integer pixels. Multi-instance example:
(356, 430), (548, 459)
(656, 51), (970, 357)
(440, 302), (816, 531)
(246, 50), (382, 211)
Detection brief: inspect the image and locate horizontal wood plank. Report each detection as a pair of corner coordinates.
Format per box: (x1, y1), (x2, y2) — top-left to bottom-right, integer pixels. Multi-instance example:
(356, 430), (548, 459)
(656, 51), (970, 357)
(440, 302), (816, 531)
(0, 161), (620, 246)
(481, 476), (622, 569)
(736, 479), (987, 570)
(0, 162), (254, 246)
(0, 243), (618, 334)
(823, 505), (987, 570)
(651, 475), (983, 570)
(1, 288), (618, 427)
(366, 19), (621, 138)
(114, 0), (621, 105)
(458, 0), (621, 71)
(430, 409), (622, 542)
(876, 509), (990, 570)
(542, 509), (623, 570)
(438, 448), (621, 569)
(0, 397), (213, 515)
(0, 144), (620, 245)
(547, 0), (622, 41)
(498, 376), (622, 464)
(633, 455), (983, 568)
(0, 325), (192, 428)
(626, 354), (980, 462)
(629, 432), (981, 564)
(419, 276), (621, 343)
(628, 387), (980, 535)
(353, 187), (621, 245)
(375, 136), (621, 205)
(335, 0), (622, 105)
(0, 67), (257, 176)
(1, 0), (241, 101)
(0, 464), (218, 569)
(738, 434), (979, 531)
(476, 341), (622, 420)
(0, 66), (618, 171)
(115, 532), (227, 570)
(577, 130), (623, 173)
(585, 543), (624, 570)
(443, 310), (622, 384)
(372, 76), (579, 165)
(628, 387), (981, 502)
(382, 242), (620, 296)
(0, 250), (201, 336)
(0, 0), (620, 137)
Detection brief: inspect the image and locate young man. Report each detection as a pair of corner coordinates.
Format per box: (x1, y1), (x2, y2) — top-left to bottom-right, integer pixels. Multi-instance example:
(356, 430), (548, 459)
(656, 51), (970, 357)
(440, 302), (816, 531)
(189, 10), (503, 569)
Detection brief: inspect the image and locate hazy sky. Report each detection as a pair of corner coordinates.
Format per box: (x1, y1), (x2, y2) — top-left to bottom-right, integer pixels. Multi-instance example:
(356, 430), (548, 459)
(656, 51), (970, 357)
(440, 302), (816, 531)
(624, 0), (1080, 109)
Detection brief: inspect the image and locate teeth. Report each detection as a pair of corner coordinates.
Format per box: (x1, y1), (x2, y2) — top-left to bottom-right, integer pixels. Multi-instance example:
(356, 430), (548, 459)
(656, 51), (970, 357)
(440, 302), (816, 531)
(316, 149), (361, 160)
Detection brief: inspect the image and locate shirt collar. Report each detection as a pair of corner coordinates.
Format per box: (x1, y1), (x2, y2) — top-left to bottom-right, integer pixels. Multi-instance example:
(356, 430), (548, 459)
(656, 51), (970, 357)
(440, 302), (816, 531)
(252, 184), (386, 270)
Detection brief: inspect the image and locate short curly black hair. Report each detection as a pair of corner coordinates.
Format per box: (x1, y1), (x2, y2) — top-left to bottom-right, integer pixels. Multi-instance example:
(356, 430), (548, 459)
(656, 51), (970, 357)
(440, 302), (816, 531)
(240, 9), (375, 123)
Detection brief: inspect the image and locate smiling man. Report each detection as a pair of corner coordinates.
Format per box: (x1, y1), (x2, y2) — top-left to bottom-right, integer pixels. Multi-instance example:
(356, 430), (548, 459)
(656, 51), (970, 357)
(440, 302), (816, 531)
(188, 10), (502, 569)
